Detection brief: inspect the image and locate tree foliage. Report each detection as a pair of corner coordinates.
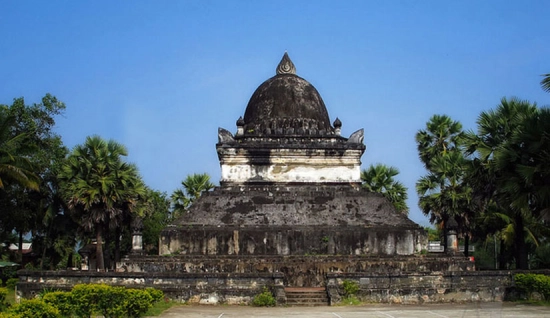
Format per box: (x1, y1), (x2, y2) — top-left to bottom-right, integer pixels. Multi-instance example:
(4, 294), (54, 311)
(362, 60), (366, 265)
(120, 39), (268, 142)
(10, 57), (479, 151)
(465, 97), (546, 269)
(541, 73), (550, 93)
(171, 173), (214, 216)
(415, 114), (474, 254)
(361, 164), (409, 214)
(59, 135), (145, 270)
(0, 95), (68, 262)
(140, 189), (171, 254)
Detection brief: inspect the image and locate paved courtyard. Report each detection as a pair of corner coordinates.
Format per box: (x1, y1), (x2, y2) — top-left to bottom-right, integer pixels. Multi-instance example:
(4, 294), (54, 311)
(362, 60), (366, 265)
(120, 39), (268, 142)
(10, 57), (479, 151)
(156, 303), (550, 318)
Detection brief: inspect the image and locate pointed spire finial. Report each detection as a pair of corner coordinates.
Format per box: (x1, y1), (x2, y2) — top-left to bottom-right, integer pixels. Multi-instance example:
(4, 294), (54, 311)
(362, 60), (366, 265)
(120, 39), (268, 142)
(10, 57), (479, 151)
(276, 52), (296, 75)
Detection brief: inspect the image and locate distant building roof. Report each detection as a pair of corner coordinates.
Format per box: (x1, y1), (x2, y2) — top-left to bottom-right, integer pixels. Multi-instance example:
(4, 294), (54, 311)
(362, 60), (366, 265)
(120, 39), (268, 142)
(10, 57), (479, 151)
(9, 243), (32, 254)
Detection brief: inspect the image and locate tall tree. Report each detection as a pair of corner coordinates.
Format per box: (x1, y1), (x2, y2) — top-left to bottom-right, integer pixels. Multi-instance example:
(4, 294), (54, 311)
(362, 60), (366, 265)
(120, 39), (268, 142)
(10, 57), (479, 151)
(171, 173), (214, 216)
(416, 114), (473, 254)
(361, 164), (409, 214)
(416, 150), (473, 255)
(465, 97), (540, 269)
(0, 95), (67, 261)
(59, 135), (144, 270)
(140, 189), (171, 254)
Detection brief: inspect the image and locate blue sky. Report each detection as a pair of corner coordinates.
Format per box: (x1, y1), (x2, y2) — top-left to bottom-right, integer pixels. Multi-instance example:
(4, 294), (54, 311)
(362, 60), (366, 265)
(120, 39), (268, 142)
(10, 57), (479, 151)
(1, 1), (549, 226)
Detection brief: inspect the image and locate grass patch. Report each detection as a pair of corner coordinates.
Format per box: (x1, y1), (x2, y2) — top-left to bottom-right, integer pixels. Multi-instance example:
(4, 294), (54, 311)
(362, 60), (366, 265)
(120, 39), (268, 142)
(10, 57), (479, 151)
(144, 299), (181, 316)
(337, 295), (361, 306)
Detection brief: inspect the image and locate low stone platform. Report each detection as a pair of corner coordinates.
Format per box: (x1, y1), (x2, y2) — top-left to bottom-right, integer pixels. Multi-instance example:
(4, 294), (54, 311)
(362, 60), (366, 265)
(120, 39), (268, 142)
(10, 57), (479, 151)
(118, 254), (474, 287)
(17, 268), (550, 305)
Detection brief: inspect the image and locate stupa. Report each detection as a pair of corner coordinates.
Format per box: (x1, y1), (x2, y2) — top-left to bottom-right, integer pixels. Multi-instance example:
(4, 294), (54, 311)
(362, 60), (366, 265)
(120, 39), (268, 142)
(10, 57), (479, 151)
(160, 53), (425, 259)
(21, 55), (484, 305)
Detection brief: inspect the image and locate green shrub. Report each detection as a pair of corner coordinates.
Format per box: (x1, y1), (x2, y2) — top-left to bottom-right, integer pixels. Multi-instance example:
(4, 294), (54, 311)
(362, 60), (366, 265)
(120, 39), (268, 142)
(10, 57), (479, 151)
(0, 288), (9, 312)
(42, 291), (73, 317)
(5, 279), (18, 291)
(342, 279), (359, 297)
(514, 273), (550, 300)
(14, 284), (162, 318)
(125, 289), (154, 318)
(145, 287), (164, 303)
(97, 286), (127, 318)
(8, 298), (59, 318)
(70, 283), (104, 317)
(252, 287), (276, 307)
(38, 288), (62, 299)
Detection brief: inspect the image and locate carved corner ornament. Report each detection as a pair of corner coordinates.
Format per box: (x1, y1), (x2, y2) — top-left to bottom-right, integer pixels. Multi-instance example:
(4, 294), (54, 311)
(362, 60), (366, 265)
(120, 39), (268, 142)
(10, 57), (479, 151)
(348, 129), (364, 144)
(218, 127), (235, 143)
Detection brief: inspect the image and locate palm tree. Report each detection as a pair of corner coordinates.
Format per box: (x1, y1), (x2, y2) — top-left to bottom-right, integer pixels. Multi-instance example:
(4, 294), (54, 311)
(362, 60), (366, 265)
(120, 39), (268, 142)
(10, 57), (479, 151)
(498, 107), (550, 219)
(171, 173), (214, 216)
(107, 161), (145, 266)
(59, 135), (144, 270)
(416, 114), (463, 170)
(541, 73), (550, 93)
(466, 97), (539, 269)
(0, 111), (39, 190)
(361, 164), (409, 214)
(416, 115), (472, 253)
(182, 173), (215, 200)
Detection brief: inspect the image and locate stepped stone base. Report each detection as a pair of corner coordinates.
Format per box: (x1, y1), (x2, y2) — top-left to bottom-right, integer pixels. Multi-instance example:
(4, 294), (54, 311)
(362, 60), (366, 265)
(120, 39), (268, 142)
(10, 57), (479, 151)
(161, 184), (426, 257)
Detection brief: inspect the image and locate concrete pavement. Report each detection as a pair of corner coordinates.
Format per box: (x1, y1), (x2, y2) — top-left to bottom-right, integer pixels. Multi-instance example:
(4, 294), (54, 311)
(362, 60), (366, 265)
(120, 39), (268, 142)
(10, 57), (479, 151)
(156, 303), (550, 317)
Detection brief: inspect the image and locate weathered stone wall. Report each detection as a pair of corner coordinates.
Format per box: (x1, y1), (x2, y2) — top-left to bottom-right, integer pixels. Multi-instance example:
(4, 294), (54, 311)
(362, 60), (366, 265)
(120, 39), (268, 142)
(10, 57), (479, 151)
(218, 146), (364, 184)
(17, 270), (284, 305)
(160, 226), (423, 257)
(118, 255), (473, 287)
(163, 184), (427, 258)
(327, 270), (550, 304)
(17, 269), (549, 305)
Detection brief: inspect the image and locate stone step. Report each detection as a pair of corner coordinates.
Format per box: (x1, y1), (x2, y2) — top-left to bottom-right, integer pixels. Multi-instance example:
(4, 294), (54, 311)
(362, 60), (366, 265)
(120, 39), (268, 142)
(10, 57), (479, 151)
(285, 287), (328, 306)
(287, 292), (327, 298)
(287, 294), (327, 299)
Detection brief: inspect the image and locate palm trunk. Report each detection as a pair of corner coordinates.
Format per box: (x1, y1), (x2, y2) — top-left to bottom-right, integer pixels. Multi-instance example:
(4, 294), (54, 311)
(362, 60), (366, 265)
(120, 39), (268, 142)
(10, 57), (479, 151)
(96, 226), (104, 270)
(514, 213), (529, 270)
(40, 232), (48, 270)
(114, 226), (121, 265)
(463, 234), (470, 258)
(498, 239), (506, 270)
(104, 228), (111, 270)
(441, 219), (448, 253)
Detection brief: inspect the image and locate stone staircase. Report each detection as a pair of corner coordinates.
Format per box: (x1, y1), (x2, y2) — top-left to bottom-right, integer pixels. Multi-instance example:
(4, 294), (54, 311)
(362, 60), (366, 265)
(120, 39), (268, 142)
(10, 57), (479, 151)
(284, 287), (328, 306)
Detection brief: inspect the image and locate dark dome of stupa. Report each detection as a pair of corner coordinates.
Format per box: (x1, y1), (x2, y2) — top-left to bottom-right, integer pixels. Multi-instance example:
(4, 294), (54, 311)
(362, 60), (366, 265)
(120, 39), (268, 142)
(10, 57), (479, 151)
(242, 53), (333, 135)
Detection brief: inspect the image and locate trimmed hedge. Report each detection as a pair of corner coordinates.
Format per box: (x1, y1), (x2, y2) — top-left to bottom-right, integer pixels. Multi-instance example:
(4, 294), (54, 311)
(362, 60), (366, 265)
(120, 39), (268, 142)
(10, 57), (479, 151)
(514, 273), (550, 300)
(8, 299), (59, 318)
(42, 291), (72, 317)
(3, 284), (164, 318)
